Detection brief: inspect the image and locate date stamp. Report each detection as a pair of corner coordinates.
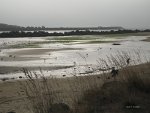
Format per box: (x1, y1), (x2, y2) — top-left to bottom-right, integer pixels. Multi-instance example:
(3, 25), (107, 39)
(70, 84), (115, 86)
(125, 106), (141, 109)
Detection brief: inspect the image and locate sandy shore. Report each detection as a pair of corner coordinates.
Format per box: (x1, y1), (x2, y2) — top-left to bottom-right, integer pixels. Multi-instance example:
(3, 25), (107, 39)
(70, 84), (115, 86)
(0, 47), (83, 62)
(0, 47), (83, 75)
(142, 37), (150, 42)
(0, 63), (149, 113)
(0, 65), (74, 74)
(8, 48), (82, 56)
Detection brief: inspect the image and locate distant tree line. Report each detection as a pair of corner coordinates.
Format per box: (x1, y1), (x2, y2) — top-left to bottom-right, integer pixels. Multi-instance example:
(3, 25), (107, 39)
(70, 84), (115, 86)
(0, 23), (46, 31)
(0, 29), (150, 38)
(0, 23), (124, 31)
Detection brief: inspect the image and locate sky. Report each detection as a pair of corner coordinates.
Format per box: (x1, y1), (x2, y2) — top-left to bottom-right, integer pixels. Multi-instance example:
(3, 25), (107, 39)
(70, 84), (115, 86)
(0, 0), (150, 29)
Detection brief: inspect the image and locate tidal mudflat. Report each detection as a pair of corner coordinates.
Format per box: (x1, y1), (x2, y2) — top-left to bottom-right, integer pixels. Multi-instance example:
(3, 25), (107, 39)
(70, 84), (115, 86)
(0, 34), (150, 79)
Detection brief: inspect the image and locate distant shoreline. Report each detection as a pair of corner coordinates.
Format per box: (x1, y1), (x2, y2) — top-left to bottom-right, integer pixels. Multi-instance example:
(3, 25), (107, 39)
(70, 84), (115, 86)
(0, 29), (150, 38)
(0, 23), (124, 31)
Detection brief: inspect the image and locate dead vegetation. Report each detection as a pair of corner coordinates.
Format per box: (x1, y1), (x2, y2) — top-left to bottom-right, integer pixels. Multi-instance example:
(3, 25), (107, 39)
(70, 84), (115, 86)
(0, 52), (150, 113)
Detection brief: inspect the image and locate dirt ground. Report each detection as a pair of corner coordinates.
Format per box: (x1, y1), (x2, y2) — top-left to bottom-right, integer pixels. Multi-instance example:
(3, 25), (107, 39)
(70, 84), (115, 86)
(0, 73), (105, 113)
(0, 62), (150, 113)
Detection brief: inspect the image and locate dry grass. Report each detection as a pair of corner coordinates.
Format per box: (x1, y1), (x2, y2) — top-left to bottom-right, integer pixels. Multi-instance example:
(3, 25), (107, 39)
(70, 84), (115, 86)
(20, 61), (150, 113)
(75, 62), (150, 113)
(19, 68), (104, 113)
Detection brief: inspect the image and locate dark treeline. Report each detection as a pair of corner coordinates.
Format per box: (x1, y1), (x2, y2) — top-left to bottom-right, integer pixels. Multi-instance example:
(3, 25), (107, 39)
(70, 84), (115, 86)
(0, 23), (124, 31)
(0, 23), (46, 31)
(0, 29), (150, 38)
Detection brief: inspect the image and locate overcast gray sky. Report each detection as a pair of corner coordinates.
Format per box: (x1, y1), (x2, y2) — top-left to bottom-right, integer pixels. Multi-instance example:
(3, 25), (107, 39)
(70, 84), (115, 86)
(0, 0), (150, 28)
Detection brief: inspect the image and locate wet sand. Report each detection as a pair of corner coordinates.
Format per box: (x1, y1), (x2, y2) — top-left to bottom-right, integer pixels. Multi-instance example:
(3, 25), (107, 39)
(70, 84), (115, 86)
(0, 65), (74, 74)
(0, 35), (150, 78)
(142, 37), (150, 42)
(8, 48), (83, 56)
(0, 56), (41, 61)
(0, 47), (83, 62)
